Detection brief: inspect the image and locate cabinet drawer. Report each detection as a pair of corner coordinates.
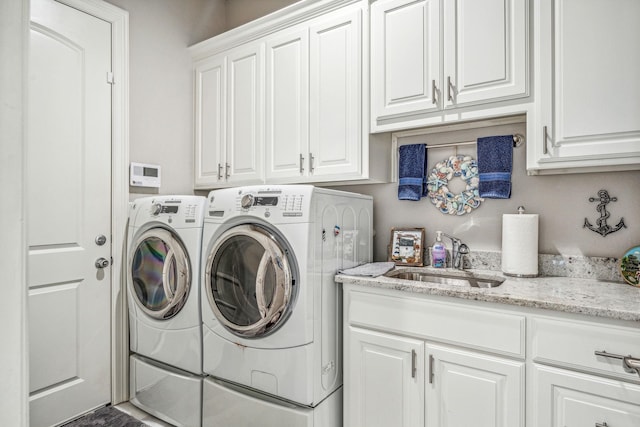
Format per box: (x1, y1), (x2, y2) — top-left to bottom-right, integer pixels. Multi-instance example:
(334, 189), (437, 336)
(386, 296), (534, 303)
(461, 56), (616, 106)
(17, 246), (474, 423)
(347, 289), (525, 358)
(531, 316), (640, 381)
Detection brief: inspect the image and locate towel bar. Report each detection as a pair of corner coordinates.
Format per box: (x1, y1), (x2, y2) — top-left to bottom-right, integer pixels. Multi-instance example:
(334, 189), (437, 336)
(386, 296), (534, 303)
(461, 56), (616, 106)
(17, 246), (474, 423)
(401, 133), (525, 150)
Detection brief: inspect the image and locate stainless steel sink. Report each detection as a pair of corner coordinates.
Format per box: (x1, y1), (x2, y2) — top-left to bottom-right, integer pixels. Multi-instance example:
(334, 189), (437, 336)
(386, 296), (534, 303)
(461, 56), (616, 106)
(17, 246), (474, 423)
(386, 270), (505, 288)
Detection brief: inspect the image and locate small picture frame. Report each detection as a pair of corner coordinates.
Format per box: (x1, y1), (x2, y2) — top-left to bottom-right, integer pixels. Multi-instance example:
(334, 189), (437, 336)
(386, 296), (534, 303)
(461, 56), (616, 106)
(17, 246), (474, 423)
(389, 227), (425, 266)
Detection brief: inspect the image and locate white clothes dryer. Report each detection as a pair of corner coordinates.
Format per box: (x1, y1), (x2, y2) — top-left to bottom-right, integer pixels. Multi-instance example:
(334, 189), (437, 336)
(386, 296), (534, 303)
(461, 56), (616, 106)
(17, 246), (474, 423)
(127, 195), (206, 427)
(200, 185), (372, 426)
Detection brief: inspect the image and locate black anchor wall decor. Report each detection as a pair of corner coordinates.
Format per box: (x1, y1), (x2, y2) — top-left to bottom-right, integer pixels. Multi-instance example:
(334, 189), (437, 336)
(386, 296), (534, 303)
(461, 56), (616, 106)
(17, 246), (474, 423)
(583, 189), (626, 237)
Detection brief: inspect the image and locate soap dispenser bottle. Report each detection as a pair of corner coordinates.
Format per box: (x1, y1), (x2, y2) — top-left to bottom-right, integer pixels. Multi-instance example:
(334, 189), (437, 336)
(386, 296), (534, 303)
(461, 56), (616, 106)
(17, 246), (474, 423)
(431, 231), (447, 268)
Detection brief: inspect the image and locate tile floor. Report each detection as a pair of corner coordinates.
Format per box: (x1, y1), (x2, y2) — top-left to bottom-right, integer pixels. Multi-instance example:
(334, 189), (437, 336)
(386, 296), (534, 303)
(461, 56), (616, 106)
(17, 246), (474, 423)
(115, 402), (174, 427)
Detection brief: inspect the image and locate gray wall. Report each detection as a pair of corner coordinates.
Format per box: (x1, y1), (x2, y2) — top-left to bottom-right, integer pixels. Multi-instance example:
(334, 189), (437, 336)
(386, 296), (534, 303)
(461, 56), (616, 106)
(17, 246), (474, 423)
(338, 121), (640, 261)
(226, 0), (299, 28)
(105, 0), (225, 197)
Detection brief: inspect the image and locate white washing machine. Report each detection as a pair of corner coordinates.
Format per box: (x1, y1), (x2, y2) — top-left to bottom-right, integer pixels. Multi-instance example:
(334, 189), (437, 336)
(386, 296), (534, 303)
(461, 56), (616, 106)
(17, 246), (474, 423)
(200, 185), (372, 427)
(127, 195), (206, 427)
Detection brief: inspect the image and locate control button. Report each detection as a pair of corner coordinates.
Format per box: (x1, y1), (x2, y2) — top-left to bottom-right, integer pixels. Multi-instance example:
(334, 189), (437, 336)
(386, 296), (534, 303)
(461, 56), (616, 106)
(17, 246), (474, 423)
(264, 211), (271, 218)
(241, 194), (254, 209)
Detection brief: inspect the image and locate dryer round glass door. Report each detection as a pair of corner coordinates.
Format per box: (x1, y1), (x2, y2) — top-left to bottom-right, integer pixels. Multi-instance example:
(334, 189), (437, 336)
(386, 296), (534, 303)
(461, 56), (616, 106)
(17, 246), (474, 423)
(129, 228), (191, 320)
(205, 224), (294, 338)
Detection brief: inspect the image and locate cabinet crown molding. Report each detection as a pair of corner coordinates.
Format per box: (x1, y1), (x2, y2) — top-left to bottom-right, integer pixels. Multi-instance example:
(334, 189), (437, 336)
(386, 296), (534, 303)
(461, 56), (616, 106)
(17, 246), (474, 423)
(189, 0), (364, 61)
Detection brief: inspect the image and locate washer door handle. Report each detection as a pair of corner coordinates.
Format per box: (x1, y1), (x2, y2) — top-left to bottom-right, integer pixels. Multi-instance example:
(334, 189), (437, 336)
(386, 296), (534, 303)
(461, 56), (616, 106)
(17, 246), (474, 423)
(95, 257), (110, 269)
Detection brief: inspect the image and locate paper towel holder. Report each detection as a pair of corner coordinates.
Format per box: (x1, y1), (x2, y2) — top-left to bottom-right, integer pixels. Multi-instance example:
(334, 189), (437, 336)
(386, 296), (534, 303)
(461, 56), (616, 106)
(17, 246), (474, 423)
(502, 206), (539, 278)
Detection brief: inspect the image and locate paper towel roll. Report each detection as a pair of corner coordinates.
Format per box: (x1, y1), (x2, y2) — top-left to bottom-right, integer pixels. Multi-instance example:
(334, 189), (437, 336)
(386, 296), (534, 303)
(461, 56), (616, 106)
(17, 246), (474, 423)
(501, 213), (539, 277)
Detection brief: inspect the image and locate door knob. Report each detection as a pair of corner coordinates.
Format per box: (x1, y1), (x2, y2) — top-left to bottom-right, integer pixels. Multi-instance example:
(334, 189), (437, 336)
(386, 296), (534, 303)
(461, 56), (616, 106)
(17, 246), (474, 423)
(95, 257), (110, 269)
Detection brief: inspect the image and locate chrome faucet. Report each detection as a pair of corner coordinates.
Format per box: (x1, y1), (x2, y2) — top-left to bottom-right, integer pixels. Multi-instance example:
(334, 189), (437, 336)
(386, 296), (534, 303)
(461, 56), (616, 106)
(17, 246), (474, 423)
(441, 233), (470, 270)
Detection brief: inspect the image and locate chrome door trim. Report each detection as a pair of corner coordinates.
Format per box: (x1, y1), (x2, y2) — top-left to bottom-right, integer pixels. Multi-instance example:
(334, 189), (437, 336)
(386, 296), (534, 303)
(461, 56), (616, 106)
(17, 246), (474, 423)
(129, 227), (191, 320)
(205, 224), (293, 338)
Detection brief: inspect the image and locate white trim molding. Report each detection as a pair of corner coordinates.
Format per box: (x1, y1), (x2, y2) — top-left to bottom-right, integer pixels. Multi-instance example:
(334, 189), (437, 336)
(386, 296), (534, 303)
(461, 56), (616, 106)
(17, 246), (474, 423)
(56, 0), (131, 404)
(0, 0), (30, 425)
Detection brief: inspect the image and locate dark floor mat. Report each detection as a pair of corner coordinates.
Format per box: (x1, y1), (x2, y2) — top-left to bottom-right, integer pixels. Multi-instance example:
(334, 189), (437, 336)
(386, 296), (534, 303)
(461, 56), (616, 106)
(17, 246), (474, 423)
(62, 406), (148, 427)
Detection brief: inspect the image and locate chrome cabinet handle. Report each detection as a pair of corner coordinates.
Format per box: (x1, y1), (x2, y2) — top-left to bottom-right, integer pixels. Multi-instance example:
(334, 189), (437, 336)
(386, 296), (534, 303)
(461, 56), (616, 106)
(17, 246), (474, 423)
(542, 125), (549, 155)
(447, 76), (454, 102)
(299, 153), (305, 174)
(225, 163), (230, 179)
(595, 350), (640, 377)
(428, 354), (434, 384)
(596, 423), (609, 427)
(95, 257), (110, 269)
(431, 79), (438, 105)
(309, 153), (315, 174)
(217, 163), (223, 180)
(411, 349), (417, 378)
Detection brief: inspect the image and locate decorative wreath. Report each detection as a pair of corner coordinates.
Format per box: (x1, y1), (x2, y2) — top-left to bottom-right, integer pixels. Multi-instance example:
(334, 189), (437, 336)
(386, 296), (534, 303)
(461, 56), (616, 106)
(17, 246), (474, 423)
(426, 155), (483, 215)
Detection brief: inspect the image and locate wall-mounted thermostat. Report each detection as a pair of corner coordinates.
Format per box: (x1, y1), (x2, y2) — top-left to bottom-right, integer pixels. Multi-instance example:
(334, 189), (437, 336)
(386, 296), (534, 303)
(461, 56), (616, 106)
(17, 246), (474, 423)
(130, 162), (161, 188)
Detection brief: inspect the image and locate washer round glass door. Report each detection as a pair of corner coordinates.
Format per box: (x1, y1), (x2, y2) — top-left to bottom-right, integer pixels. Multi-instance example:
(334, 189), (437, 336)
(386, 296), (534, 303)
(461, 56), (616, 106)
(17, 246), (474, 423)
(129, 228), (191, 320)
(205, 224), (294, 338)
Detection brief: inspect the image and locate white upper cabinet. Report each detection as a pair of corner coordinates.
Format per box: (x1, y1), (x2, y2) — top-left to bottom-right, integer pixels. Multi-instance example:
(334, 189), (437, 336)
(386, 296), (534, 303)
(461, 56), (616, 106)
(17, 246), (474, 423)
(443, 0), (528, 108)
(371, 0), (529, 132)
(226, 43), (265, 185)
(528, 0), (640, 174)
(194, 54), (226, 187)
(309, 6), (363, 179)
(264, 27), (309, 182)
(194, 43), (265, 188)
(370, 0), (441, 120)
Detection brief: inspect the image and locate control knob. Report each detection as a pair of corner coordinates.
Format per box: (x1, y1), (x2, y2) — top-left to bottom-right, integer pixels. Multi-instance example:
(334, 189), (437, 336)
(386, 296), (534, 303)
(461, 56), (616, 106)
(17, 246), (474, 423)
(152, 203), (162, 216)
(240, 194), (254, 209)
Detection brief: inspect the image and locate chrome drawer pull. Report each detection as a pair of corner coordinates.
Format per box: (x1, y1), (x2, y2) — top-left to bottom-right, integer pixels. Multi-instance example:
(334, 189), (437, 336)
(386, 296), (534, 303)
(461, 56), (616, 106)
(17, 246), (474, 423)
(595, 422), (608, 427)
(595, 350), (640, 377)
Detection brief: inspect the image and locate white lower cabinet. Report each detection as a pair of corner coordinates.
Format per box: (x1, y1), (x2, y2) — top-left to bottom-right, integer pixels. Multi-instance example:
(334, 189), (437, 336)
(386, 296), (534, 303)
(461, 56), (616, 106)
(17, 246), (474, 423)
(534, 364), (640, 427)
(426, 344), (524, 427)
(347, 327), (424, 427)
(344, 284), (640, 427)
(344, 286), (525, 427)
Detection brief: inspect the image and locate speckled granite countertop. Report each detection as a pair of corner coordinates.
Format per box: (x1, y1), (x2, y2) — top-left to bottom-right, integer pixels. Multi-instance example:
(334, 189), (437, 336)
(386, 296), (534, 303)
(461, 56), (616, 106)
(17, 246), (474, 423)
(336, 266), (640, 323)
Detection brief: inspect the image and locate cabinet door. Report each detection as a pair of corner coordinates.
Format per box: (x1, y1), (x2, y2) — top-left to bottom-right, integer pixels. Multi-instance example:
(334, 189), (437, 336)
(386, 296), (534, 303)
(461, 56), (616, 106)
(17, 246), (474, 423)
(426, 343), (524, 427)
(194, 54), (226, 188)
(531, 0), (640, 172)
(346, 327), (424, 427)
(309, 6), (362, 179)
(443, 0), (528, 108)
(264, 27), (309, 182)
(226, 43), (264, 184)
(370, 0), (441, 122)
(534, 364), (640, 427)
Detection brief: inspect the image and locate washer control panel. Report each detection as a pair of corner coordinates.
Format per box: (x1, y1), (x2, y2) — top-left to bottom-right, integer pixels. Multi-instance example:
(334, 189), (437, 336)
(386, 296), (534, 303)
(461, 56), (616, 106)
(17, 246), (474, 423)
(208, 186), (314, 222)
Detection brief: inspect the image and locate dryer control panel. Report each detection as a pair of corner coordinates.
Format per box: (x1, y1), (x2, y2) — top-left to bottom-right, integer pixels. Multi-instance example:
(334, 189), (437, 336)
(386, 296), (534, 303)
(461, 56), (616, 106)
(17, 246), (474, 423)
(207, 186), (315, 223)
(131, 196), (206, 227)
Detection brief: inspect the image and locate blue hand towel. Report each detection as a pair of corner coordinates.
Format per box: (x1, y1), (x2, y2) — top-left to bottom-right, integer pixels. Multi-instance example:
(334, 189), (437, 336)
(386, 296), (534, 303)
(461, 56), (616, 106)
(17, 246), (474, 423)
(477, 135), (513, 199)
(398, 144), (427, 201)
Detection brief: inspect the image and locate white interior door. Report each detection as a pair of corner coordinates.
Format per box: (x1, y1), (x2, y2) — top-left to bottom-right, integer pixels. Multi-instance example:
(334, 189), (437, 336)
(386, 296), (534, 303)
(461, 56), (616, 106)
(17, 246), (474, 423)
(28, 0), (112, 425)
